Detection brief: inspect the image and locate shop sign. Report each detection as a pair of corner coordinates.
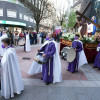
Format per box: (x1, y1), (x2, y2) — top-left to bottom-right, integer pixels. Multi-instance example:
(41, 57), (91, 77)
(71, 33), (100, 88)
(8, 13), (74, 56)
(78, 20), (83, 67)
(0, 20), (26, 26)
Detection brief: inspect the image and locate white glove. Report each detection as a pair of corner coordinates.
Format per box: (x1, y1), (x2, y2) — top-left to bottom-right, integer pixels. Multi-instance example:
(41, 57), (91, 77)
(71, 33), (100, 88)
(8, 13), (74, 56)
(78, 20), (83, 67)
(97, 47), (100, 52)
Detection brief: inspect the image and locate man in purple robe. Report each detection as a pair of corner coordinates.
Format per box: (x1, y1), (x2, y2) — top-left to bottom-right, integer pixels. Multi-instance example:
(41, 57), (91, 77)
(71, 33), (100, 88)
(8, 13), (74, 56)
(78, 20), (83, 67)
(94, 43), (100, 70)
(38, 33), (56, 85)
(67, 34), (83, 73)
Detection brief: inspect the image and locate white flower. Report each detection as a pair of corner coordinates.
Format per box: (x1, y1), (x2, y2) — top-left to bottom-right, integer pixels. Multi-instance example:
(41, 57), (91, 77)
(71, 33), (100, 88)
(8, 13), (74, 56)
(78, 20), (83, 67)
(89, 37), (92, 41)
(86, 37), (88, 40)
(69, 34), (75, 39)
(84, 35), (86, 38)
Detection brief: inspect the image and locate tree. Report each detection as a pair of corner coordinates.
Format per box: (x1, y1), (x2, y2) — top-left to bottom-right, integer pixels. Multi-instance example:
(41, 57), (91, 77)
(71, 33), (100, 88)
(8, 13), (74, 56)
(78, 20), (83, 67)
(68, 11), (76, 28)
(61, 11), (68, 29)
(18, 0), (54, 33)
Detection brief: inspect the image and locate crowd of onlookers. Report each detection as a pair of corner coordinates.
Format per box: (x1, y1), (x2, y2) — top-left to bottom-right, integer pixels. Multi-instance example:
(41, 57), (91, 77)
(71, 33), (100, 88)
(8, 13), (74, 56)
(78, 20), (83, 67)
(53, 31), (63, 42)
(0, 29), (63, 47)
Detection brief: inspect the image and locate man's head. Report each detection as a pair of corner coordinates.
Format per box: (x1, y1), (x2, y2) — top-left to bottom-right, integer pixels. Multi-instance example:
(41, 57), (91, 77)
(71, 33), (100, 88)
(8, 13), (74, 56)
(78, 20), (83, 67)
(47, 33), (53, 39)
(75, 34), (80, 40)
(2, 38), (10, 47)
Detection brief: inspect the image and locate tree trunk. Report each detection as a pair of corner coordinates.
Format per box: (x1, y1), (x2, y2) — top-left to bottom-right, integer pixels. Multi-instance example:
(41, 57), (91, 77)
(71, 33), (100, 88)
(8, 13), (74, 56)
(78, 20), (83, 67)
(36, 21), (40, 34)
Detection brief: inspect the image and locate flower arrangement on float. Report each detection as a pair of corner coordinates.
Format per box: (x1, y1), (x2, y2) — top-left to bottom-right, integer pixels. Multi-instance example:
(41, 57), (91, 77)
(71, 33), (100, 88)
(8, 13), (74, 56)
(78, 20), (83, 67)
(62, 33), (75, 41)
(80, 35), (95, 43)
(62, 33), (99, 43)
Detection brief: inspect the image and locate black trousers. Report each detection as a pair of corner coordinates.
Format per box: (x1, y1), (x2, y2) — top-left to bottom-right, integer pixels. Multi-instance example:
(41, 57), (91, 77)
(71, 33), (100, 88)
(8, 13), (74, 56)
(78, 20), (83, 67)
(41, 37), (44, 44)
(0, 80), (1, 90)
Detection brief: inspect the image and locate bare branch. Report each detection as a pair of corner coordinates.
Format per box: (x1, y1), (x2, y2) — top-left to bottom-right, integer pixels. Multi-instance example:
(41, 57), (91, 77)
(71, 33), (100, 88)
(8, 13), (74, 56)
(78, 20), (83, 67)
(18, 0), (55, 32)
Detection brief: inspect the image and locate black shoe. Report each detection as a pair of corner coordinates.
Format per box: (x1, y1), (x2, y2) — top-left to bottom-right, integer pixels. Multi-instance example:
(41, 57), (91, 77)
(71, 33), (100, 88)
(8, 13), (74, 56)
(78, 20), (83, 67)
(93, 66), (98, 68)
(41, 78), (43, 80)
(72, 72), (74, 74)
(98, 68), (100, 71)
(67, 69), (69, 71)
(46, 82), (50, 85)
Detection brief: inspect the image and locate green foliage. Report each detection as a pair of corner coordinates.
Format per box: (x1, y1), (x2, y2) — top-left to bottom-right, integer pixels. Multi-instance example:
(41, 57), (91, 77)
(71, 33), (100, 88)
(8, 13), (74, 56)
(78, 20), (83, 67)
(68, 11), (76, 28)
(63, 36), (69, 40)
(81, 38), (91, 43)
(62, 22), (66, 29)
(61, 11), (68, 29)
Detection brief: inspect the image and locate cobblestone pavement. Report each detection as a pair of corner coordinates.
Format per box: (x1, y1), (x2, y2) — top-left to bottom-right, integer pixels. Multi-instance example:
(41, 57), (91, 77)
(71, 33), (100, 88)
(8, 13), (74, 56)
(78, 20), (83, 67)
(1, 79), (100, 100)
(1, 44), (100, 100)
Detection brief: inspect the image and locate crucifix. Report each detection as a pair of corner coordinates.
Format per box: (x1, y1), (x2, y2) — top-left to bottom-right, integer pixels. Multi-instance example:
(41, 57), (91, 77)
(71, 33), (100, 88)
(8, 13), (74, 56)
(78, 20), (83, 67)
(74, 2), (92, 27)
(75, 1), (100, 37)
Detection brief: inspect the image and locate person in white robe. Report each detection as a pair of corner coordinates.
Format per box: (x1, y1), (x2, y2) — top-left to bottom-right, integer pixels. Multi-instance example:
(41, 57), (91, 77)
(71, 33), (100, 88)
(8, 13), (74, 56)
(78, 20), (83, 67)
(37, 32), (41, 44)
(25, 32), (31, 52)
(0, 30), (8, 56)
(28, 33), (62, 84)
(1, 38), (24, 99)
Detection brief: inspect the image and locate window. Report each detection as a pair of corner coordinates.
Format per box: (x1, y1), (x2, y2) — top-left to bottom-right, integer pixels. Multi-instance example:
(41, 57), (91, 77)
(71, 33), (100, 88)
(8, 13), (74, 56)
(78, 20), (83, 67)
(0, 8), (3, 16)
(30, 17), (33, 22)
(19, 13), (23, 19)
(34, 19), (36, 23)
(24, 15), (28, 21)
(7, 9), (17, 18)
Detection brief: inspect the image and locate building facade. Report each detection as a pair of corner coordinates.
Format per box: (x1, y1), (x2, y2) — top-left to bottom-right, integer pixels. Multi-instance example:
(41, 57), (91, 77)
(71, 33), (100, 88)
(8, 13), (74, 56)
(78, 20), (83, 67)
(0, 0), (35, 32)
(71, 0), (82, 12)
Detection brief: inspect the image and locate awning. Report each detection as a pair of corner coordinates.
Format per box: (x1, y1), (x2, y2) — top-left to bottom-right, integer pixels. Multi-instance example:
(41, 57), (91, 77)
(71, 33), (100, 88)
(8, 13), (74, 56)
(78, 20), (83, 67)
(0, 20), (26, 27)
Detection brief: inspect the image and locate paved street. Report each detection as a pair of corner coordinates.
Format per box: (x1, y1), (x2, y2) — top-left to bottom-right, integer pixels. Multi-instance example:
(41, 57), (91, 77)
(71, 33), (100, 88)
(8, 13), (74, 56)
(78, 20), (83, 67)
(0, 0), (100, 100)
(16, 44), (87, 80)
(1, 44), (100, 100)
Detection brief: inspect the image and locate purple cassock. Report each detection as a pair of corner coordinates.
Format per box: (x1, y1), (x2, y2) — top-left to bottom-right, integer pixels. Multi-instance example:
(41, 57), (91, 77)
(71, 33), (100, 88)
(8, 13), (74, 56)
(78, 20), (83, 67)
(68, 40), (83, 73)
(40, 41), (56, 83)
(94, 43), (100, 68)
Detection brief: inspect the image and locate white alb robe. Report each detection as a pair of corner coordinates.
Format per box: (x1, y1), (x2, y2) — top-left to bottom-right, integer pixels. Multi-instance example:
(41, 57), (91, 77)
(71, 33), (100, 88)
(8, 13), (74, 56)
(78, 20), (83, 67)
(28, 40), (62, 83)
(74, 40), (88, 67)
(0, 34), (8, 56)
(1, 47), (24, 99)
(26, 34), (31, 52)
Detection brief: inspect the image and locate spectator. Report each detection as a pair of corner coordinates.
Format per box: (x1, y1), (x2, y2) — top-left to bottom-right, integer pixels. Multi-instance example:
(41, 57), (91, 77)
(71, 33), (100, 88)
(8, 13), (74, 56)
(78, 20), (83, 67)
(14, 31), (19, 47)
(33, 31), (37, 44)
(60, 31), (63, 37)
(19, 31), (24, 37)
(29, 31), (34, 45)
(37, 32), (41, 44)
(41, 31), (46, 44)
(0, 29), (2, 37)
(23, 30), (27, 51)
(9, 31), (14, 47)
(57, 33), (60, 42)
(53, 31), (57, 41)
